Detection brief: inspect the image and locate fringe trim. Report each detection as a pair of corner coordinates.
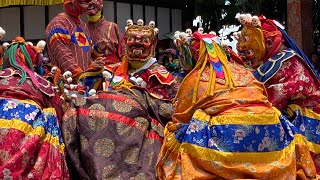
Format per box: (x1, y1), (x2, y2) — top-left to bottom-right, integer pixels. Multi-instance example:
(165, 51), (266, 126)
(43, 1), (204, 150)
(0, 0), (63, 7)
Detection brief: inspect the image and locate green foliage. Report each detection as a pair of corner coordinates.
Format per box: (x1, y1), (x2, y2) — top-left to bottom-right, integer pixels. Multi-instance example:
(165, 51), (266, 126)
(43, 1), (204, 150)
(314, 0), (320, 49)
(194, 0), (286, 31)
(235, 0), (263, 13)
(193, 0), (318, 49)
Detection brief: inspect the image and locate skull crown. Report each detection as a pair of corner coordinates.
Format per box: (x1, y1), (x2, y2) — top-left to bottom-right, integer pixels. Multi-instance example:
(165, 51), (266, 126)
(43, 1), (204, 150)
(125, 19), (159, 36)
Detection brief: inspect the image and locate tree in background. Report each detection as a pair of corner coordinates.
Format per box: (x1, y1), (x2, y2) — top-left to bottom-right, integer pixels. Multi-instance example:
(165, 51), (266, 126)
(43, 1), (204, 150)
(314, 0), (320, 50)
(183, 0), (318, 50)
(190, 0), (286, 31)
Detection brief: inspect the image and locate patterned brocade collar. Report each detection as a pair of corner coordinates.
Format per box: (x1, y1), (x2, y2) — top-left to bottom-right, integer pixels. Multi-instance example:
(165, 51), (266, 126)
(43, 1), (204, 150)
(0, 68), (55, 97)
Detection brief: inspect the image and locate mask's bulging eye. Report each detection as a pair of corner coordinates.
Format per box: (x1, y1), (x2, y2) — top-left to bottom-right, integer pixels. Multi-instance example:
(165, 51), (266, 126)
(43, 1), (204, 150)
(265, 39), (273, 49)
(246, 49), (254, 59)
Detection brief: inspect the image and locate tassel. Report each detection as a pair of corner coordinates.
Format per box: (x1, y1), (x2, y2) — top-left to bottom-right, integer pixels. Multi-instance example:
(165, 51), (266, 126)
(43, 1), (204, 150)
(191, 42), (208, 103)
(53, 68), (62, 86)
(0, 0), (64, 8)
(208, 63), (216, 96)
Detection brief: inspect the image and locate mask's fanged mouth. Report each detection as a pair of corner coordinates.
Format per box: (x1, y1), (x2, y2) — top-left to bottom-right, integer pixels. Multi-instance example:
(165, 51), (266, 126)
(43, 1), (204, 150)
(133, 49), (142, 55)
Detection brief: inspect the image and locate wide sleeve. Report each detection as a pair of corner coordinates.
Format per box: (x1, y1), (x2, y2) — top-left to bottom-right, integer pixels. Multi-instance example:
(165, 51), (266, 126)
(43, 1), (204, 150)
(62, 106), (91, 180)
(45, 17), (83, 76)
(265, 57), (319, 110)
(144, 64), (177, 101)
(114, 23), (120, 48)
(49, 91), (64, 123)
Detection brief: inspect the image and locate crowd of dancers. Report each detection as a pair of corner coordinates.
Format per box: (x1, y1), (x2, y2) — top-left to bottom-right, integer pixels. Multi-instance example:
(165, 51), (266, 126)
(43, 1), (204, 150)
(0, 0), (320, 179)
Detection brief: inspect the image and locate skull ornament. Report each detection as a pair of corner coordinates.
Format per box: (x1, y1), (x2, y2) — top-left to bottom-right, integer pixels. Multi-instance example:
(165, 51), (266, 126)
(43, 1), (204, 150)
(245, 14), (252, 25)
(51, 66), (58, 74)
(127, 19), (133, 27)
(153, 28), (159, 35)
(137, 19), (144, 26)
(0, 27), (5, 39)
(252, 16), (261, 27)
(179, 32), (189, 43)
(186, 29), (192, 35)
(198, 27), (204, 34)
(238, 14), (247, 25)
(174, 31), (180, 39)
(2, 42), (9, 50)
(63, 71), (72, 79)
(149, 21), (155, 28)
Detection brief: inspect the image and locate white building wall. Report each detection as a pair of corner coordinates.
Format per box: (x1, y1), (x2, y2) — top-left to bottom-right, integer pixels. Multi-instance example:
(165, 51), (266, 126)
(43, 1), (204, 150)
(145, 6), (155, 25)
(133, 4), (143, 23)
(48, 4), (63, 21)
(117, 3), (131, 34)
(0, 7), (21, 41)
(157, 7), (170, 40)
(24, 6), (45, 40)
(0, 2), (182, 42)
(103, 1), (114, 22)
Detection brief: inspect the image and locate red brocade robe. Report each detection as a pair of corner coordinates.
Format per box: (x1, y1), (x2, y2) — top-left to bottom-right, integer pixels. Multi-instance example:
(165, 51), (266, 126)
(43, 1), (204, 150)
(264, 56), (320, 114)
(255, 50), (320, 174)
(62, 59), (177, 179)
(0, 68), (69, 179)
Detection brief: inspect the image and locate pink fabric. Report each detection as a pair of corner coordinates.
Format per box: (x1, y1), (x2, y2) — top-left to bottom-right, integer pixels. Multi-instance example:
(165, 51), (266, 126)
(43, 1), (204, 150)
(0, 68), (63, 121)
(265, 56), (320, 113)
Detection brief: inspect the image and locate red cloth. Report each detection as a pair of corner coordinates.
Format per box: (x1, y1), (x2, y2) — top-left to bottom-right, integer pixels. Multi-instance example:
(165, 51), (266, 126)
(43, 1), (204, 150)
(104, 53), (120, 65)
(191, 32), (216, 62)
(87, 17), (120, 57)
(265, 56), (320, 113)
(259, 16), (284, 62)
(132, 63), (177, 100)
(0, 130), (69, 179)
(0, 69), (68, 179)
(45, 13), (93, 74)
(193, 32), (215, 40)
(0, 69), (63, 121)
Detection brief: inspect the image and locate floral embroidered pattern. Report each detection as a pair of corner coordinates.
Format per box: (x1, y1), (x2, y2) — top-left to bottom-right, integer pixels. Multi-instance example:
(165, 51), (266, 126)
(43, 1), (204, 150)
(175, 116), (303, 152)
(265, 58), (320, 111)
(3, 100), (18, 111)
(0, 99), (63, 143)
(0, 98), (68, 179)
(186, 120), (207, 134)
(291, 110), (320, 144)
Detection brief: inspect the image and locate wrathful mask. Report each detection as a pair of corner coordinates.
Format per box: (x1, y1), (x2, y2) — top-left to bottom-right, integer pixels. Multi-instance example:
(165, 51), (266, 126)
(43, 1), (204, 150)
(237, 25), (266, 69)
(124, 25), (156, 63)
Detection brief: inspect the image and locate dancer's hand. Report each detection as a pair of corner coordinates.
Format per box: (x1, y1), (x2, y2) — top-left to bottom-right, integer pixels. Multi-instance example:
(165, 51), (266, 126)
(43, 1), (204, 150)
(92, 57), (105, 68)
(97, 38), (108, 52)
